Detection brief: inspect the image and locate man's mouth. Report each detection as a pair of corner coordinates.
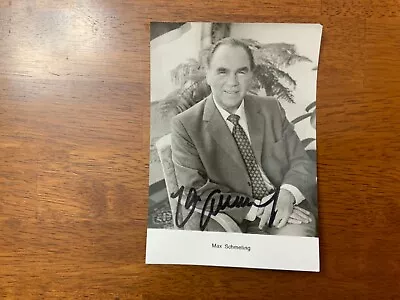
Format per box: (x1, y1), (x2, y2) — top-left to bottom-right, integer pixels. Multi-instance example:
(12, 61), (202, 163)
(224, 90), (239, 95)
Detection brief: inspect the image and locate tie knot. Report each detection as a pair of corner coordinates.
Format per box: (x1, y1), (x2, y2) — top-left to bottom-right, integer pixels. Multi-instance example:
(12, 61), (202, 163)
(227, 114), (240, 125)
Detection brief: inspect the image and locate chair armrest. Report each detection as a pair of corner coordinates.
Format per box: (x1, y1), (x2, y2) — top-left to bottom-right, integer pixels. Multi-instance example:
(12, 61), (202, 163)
(211, 213), (242, 233)
(194, 208), (242, 233)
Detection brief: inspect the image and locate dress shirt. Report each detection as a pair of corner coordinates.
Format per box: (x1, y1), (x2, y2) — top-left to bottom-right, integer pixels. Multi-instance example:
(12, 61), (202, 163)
(213, 97), (305, 221)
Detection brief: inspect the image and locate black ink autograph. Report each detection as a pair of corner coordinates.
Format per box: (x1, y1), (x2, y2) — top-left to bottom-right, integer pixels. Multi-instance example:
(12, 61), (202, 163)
(171, 186), (279, 231)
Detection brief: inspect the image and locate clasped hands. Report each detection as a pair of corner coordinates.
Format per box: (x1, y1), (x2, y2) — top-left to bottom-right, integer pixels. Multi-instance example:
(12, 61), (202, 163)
(257, 189), (312, 230)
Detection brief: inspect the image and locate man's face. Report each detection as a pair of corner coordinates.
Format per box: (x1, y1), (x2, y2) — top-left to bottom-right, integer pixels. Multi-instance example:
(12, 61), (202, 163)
(206, 45), (253, 113)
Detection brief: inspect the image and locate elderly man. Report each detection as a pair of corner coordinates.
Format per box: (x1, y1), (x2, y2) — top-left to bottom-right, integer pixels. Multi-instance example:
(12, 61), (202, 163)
(170, 37), (317, 236)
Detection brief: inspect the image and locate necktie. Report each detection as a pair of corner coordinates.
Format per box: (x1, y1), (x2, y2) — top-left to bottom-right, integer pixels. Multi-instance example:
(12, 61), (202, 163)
(227, 114), (273, 200)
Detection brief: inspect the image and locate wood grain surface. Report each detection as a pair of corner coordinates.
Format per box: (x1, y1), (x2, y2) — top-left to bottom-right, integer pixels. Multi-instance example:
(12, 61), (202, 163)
(1, 0), (399, 299)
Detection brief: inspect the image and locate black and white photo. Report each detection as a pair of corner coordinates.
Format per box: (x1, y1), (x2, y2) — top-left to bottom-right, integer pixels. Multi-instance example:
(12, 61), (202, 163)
(146, 22), (322, 272)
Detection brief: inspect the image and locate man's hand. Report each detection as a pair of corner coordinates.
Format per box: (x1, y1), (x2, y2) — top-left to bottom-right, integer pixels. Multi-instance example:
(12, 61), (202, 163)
(255, 193), (273, 218)
(272, 189), (295, 229)
(257, 193), (275, 229)
(287, 206), (312, 225)
(257, 190), (313, 230)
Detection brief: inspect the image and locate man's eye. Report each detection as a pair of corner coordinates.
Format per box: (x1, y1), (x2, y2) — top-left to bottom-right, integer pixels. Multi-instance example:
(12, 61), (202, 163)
(218, 70), (227, 74)
(238, 70), (248, 74)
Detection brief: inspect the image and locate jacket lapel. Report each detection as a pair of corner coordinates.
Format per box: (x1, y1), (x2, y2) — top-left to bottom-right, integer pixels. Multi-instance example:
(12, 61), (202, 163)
(244, 95), (265, 165)
(203, 95), (247, 173)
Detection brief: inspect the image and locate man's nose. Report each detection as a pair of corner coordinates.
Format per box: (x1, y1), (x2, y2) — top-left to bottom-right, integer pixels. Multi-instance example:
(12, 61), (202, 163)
(226, 73), (239, 86)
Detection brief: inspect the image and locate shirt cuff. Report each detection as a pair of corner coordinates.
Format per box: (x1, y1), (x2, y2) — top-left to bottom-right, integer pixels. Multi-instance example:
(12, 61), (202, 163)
(281, 184), (305, 205)
(245, 200), (260, 221)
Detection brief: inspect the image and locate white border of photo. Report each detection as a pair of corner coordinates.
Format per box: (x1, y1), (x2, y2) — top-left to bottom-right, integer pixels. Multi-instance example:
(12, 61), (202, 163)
(146, 229), (320, 272)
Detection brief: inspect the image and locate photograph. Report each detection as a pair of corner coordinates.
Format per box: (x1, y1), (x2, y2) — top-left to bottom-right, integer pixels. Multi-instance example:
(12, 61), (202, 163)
(146, 22), (322, 271)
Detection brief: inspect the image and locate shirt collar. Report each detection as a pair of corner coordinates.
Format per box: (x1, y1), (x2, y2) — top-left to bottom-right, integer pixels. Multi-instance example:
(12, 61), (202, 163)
(213, 96), (246, 122)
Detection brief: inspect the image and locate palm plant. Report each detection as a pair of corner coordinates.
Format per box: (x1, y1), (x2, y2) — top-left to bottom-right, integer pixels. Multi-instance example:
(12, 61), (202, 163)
(160, 39), (312, 116)
(292, 100), (317, 161)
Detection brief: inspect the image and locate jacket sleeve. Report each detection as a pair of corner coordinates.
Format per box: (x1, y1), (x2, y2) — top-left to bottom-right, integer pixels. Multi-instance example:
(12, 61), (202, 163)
(276, 101), (317, 203)
(170, 117), (252, 226)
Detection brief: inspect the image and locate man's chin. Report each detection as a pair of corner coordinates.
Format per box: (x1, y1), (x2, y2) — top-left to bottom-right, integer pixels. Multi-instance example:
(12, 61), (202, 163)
(227, 97), (243, 105)
(221, 100), (243, 112)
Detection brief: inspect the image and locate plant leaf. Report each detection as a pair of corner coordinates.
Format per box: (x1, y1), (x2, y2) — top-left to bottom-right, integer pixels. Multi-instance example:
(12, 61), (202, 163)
(171, 59), (203, 86)
(301, 138), (315, 149)
(271, 81), (295, 103)
(271, 67), (297, 88)
(305, 101), (316, 112)
(257, 43), (312, 67)
(310, 110), (316, 129)
(291, 112), (312, 124)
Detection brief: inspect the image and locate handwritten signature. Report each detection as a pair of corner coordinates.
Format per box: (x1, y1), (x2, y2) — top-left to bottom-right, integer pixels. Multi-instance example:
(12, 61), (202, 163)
(171, 186), (278, 231)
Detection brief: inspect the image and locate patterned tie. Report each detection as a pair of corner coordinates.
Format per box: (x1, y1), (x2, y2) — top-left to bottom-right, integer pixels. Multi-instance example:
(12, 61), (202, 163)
(227, 114), (273, 200)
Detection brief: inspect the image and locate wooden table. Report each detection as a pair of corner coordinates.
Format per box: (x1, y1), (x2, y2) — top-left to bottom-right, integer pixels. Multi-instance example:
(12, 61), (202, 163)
(1, 0), (399, 298)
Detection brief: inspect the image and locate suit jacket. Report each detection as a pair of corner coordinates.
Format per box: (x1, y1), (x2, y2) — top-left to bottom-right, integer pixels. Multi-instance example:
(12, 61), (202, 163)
(170, 93), (316, 227)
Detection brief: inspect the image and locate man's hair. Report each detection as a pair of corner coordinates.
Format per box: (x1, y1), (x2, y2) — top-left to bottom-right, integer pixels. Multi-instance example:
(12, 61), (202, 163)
(206, 37), (256, 70)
